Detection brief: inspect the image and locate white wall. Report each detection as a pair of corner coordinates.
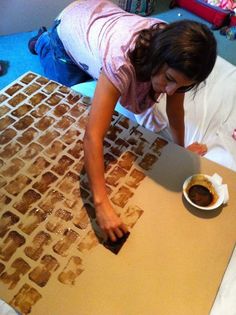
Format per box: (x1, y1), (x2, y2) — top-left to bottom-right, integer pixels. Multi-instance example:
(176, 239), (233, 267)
(0, 0), (73, 35)
(0, 0), (159, 35)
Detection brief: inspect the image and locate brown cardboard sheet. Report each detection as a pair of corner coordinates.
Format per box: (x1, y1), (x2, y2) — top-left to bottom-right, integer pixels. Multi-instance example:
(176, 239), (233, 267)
(0, 72), (236, 315)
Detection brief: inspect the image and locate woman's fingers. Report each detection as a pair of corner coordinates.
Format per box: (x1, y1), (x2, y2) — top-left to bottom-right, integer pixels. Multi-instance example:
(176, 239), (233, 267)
(120, 223), (129, 234)
(108, 230), (117, 242)
(187, 142), (208, 156)
(114, 227), (123, 239)
(107, 224), (129, 242)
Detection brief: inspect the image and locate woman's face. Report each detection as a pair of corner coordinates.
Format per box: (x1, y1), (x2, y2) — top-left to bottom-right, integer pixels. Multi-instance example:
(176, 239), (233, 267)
(151, 64), (196, 96)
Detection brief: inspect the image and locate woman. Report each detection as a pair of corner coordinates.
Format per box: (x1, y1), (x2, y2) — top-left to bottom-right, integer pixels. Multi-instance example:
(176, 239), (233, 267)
(28, 0), (217, 241)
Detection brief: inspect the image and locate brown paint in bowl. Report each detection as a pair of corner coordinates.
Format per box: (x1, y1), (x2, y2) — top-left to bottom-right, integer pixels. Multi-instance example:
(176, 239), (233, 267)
(187, 184), (213, 207)
(184, 174), (220, 209)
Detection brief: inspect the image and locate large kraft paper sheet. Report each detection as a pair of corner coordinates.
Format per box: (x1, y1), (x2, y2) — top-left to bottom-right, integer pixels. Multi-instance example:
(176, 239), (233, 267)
(0, 72), (236, 315)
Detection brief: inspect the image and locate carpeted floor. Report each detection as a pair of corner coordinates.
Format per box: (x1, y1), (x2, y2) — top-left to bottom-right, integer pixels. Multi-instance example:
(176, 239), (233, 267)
(0, 31), (43, 90)
(0, 5), (236, 90)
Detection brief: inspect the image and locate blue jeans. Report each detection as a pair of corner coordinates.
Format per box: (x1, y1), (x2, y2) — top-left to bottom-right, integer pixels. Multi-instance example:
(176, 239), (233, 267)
(35, 20), (92, 87)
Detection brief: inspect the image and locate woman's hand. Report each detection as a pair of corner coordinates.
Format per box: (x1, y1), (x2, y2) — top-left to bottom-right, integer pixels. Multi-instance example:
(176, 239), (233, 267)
(186, 142), (208, 156)
(95, 198), (128, 242)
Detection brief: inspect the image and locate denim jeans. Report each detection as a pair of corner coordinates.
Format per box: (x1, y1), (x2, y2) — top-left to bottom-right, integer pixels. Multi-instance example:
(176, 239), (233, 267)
(35, 20), (92, 87)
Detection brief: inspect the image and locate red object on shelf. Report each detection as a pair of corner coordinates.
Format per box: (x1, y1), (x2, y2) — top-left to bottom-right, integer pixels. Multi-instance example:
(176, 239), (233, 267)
(170, 0), (232, 29)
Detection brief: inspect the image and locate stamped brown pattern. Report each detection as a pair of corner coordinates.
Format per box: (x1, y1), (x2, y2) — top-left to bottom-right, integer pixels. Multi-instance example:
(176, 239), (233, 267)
(0, 72), (168, 314)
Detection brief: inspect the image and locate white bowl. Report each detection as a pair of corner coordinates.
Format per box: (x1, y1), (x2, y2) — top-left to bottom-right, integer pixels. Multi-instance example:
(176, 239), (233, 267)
(183, 173), (226, 210)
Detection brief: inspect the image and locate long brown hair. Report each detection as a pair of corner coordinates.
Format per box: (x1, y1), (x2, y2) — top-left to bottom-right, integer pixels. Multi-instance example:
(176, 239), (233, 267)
(129, 19), (217, 88)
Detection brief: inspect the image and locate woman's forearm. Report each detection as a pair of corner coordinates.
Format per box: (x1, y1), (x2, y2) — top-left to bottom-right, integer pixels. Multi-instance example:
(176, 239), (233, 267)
(166, 93), (185, 146)
(83, 132), (108, 206)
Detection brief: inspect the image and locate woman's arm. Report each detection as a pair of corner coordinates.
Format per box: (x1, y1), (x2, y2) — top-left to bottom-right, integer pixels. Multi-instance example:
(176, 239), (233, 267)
(83, 72), (128, 241)
(166, 93), (207, 155)
(166, 93), (185, 146)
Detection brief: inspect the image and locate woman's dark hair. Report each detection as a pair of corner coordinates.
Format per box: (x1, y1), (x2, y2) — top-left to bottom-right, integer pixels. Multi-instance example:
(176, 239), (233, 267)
(129, 19), (217, 86)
